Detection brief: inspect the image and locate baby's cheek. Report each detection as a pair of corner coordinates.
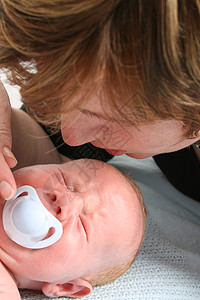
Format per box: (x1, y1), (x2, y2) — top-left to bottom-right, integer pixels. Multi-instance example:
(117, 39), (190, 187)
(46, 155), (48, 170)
(82, 194), (101, 215)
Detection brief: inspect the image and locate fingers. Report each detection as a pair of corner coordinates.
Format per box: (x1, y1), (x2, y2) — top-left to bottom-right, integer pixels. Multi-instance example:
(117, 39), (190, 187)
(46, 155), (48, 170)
(0, 147), (17, 200)
(0, 81), (13, 148)
(0, 82), (17, 199)
(2, 146), (18, 168)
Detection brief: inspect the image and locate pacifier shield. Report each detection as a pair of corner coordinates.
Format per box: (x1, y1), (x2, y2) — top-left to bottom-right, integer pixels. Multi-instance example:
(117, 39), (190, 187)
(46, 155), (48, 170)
(12, 200), (46, 234)
(2, 185), (63, 249)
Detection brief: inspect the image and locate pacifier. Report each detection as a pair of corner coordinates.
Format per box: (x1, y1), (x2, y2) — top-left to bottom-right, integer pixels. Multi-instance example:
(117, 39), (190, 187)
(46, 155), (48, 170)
(2, 185), (63, 249)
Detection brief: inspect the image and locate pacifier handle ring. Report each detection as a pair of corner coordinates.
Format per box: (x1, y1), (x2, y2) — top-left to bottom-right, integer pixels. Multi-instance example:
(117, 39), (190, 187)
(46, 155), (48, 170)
(15, 185), (41, 203)
(10, 185), (32, 202)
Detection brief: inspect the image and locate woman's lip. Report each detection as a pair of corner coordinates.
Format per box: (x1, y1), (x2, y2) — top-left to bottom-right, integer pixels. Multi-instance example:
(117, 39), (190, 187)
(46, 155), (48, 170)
(105, 149), (126, 156)
(91, 142), (126, 156)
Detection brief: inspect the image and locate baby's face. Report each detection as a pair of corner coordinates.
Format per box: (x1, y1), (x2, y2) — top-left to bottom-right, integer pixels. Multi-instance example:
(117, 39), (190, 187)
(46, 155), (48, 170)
(1, 159), (144, 285)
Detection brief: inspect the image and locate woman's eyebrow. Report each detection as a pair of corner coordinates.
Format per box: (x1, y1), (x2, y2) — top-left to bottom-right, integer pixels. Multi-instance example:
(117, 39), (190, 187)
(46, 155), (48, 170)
(79, 108), (115, 121)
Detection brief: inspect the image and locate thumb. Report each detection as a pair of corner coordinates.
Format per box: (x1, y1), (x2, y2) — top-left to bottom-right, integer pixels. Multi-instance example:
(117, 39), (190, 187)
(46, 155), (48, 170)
(0, 155), (17, 200)
(0, 82), (17, 168)
(0, 82), (17, 200)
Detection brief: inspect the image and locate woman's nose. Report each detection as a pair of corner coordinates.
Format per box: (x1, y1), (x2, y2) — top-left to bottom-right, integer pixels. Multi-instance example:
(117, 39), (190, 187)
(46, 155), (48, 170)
(61, 124), (95, 146)
(61, 113), (102, 146)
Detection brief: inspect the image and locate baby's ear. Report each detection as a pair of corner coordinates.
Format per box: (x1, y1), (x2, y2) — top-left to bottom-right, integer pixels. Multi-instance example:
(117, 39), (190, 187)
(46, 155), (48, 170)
(42, 278), (92, 298)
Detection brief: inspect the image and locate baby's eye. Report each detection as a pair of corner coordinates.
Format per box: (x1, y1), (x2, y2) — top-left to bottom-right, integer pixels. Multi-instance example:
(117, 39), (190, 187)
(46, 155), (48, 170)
(66, 186), (74, 192)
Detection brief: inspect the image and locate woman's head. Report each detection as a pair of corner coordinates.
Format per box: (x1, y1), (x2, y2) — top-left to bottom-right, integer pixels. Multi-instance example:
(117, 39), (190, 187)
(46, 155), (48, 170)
(0, 0), (199, 145)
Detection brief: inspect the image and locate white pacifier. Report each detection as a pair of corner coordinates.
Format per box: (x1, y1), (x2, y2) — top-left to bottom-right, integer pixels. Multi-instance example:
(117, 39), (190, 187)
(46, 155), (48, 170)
(2, 185), (63, 249)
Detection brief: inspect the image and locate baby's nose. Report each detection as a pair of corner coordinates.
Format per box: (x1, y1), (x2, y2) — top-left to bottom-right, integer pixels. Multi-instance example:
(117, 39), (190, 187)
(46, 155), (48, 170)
(57, 192), (84, 222)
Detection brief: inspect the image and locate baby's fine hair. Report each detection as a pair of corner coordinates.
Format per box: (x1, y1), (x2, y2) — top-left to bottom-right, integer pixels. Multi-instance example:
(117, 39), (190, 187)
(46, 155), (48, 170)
(0, 0), (199, 136)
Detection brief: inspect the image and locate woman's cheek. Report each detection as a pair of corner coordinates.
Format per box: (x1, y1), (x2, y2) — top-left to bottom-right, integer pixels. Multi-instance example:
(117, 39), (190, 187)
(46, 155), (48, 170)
(94, 123), (133, 149)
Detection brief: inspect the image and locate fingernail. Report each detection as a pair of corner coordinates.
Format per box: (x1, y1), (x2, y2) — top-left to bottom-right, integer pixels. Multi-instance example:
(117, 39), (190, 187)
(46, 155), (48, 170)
(3, 147), (18, 164)
(0, 181), (15, 200)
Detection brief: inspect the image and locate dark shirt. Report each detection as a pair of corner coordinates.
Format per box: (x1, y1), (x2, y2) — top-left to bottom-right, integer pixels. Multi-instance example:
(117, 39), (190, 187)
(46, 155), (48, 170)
(153, 148), (199, 202)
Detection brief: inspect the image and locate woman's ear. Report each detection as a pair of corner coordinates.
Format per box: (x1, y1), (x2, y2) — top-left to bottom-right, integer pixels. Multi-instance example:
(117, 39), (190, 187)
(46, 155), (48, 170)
(42, 278), (92, 298)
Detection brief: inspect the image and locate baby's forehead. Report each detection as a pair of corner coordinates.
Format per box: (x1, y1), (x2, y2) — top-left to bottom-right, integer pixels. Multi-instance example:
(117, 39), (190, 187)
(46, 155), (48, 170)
(110, 170), (145, 221)
(107, 166), (138, 193)
(106, 169), (140, 206)
(101, 173), (144, 251)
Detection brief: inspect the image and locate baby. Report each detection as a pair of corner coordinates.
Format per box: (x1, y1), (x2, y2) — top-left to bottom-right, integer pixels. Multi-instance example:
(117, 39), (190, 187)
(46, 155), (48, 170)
(0, 158), (146, 299)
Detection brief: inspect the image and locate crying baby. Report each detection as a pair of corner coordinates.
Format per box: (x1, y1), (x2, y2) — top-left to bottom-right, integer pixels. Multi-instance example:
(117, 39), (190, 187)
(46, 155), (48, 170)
(0, 158), (146, 299)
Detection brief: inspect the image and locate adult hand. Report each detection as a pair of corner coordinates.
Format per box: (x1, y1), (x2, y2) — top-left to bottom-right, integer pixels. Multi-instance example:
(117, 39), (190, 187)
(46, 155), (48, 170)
(0, 82), (17, 200)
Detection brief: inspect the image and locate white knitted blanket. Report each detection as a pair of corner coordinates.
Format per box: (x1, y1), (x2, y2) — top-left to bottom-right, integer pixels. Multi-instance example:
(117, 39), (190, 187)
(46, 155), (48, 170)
(20, 156), (200, 300)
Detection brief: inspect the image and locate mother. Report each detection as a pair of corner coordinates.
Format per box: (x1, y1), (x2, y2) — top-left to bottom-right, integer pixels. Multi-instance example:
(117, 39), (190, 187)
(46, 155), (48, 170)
(0, 0), (199, 201)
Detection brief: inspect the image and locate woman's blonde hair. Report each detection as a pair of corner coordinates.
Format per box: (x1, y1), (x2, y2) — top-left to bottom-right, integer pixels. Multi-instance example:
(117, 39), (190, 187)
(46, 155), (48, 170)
(0, 0), (200, 136)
